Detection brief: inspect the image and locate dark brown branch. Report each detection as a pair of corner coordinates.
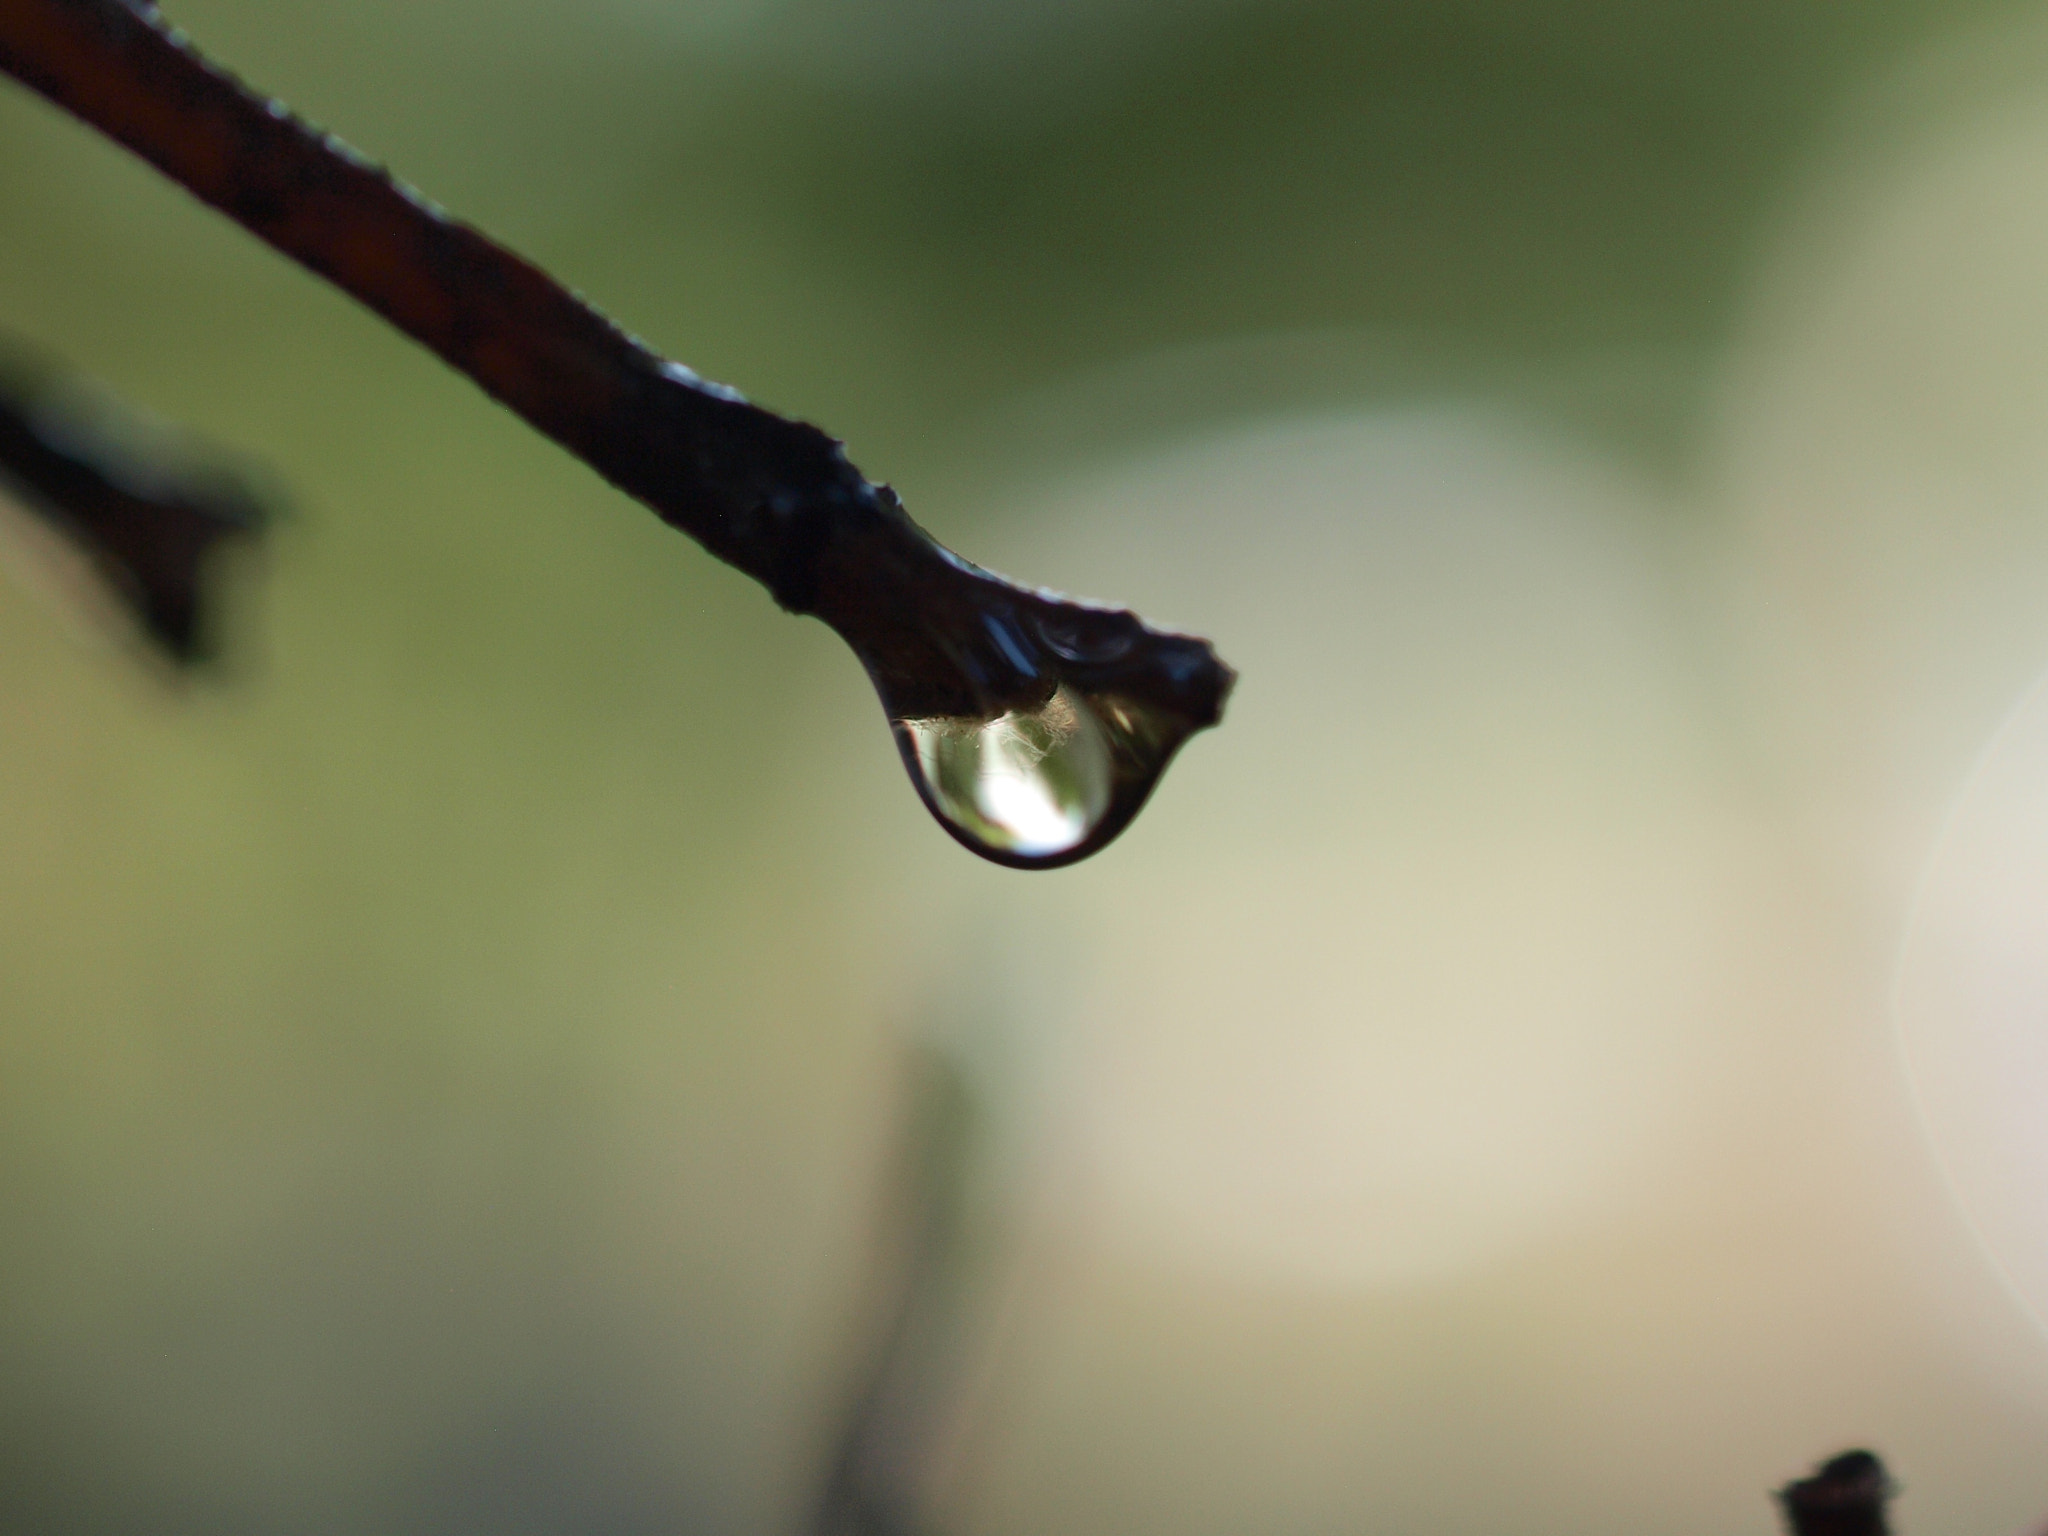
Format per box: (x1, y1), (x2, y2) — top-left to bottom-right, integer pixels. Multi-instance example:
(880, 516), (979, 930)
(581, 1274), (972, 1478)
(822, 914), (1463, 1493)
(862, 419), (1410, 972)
(0, 0), (1231, 863)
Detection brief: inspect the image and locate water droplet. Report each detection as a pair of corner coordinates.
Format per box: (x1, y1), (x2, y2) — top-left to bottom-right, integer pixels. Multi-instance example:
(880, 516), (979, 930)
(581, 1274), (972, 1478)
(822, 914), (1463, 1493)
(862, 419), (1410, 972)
(853, 574), (1229, 867)
(885, 682), (1211, 868)
(895, 684), (1113, 861)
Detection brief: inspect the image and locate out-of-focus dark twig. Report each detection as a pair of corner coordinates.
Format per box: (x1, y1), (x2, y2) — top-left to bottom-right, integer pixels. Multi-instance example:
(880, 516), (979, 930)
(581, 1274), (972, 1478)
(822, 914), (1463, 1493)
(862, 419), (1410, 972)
(815, 1051), (980, 1536)
(1778, 1451), (1895, 1536)
(0, 346), (268, 665)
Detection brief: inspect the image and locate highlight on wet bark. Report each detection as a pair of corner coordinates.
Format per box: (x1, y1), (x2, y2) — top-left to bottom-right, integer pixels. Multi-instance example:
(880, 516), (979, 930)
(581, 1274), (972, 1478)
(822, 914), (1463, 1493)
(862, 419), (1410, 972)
(0, 0), (1231, 865)
(1777, 1450), (1894, 1536)
(0, 340), (270, 666)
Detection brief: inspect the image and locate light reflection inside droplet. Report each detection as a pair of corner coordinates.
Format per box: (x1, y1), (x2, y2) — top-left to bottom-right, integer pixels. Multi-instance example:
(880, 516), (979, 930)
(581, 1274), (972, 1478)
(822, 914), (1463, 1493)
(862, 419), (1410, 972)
(899, 684), (1114, 858)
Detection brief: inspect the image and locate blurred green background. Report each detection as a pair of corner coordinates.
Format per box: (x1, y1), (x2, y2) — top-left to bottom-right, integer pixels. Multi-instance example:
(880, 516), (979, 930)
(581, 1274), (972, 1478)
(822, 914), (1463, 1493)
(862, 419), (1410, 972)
(11, 1), (2048, 1532)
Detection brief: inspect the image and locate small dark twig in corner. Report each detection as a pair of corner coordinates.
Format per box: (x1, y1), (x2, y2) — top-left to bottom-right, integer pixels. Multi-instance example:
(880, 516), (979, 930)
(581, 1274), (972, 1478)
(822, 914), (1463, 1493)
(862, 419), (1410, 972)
(0, 0), (1231, 864)
(1779, 1451), (1895, 1536)
(0, 344), (268, 664)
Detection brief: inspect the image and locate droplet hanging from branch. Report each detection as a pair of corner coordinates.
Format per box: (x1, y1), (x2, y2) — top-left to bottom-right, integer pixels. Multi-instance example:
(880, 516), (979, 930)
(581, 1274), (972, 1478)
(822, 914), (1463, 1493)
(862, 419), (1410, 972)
(0, 0), (1231, 866)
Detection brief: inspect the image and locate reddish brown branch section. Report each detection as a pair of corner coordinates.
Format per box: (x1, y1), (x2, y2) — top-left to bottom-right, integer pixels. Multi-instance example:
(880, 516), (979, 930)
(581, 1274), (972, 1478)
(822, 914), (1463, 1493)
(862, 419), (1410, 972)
(0, 2), (617, 416)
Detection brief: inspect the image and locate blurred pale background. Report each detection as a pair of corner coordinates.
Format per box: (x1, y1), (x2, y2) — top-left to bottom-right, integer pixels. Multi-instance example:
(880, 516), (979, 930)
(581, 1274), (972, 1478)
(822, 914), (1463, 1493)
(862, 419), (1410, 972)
(8, 1), (2048, 1532)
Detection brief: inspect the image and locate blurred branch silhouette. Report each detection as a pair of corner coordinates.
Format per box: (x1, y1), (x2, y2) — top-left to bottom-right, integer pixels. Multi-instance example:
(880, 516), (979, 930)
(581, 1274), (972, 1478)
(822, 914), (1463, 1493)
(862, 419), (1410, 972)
(815, 1050), (981, 1536)
(819, 1086), (1938, 1536)
(0, 342), (269, 665)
